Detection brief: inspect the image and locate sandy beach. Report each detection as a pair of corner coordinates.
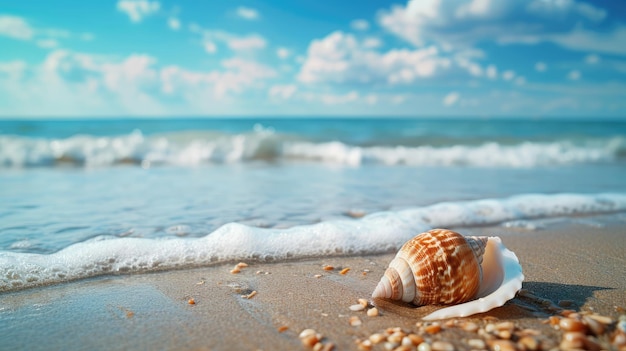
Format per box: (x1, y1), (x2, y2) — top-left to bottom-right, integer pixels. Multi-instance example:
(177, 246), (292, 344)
(1, 217), (625, 351)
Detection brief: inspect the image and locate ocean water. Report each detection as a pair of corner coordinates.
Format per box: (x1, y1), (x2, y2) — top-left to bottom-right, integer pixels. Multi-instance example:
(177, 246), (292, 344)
(1, 118), (626, 292)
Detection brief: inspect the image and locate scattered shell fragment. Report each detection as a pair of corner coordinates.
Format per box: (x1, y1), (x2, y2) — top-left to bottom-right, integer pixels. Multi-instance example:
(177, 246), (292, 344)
(277, 325), (288, 333)
(367, 307), (379, 317)
(245, 290), (257, 299)
(358, 298), (369, 307)
(236, 262), (248, 268)
(424, 323), (442, 334)
(323, 265), (334, 271)
(349, 304), (366, 312)
(431, 341), (454, 351)
(314, 274), (322, 278)
(188, 298), (195, 305)
(349, 316), (362, 326)
(339, 268), (350, 275)
(372, 229), (524, 320)
(230, 267), (241, 274)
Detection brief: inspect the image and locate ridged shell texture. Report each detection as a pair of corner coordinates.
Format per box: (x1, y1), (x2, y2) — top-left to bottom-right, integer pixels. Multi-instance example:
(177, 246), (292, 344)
(372, 229), (488, 306)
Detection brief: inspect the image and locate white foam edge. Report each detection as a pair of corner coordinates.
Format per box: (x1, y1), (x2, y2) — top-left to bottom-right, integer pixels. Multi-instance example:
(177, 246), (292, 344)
(421, 237), (524, 320)
(1, 192), (625, 292)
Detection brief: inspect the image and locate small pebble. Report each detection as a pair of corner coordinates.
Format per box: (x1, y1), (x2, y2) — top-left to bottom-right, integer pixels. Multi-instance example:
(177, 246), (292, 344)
(349, 304), (365, 312)
(188, 298), (195, 305)
(314, 274), (322, 278)
(401, 336), (414, 347)
(301, 335), (320, 348)
(488, 339), (516, 351)
(277, 326), (288, 333)
(497, 330), (512, 340)
(495, 321), (514, 331)
(358, 340), (372, 351)
(349, 316), (362, 326)
(387, 331), (404, 344)
(517, 336), (539, 351)
(425, 323), (442, 334)
(230, 267), (241, 274)
(560, 317), (587, 332)
(313, 342), (323, 351)
(367, 307), (379, 317)
(560, 332), (586, 350)
(323, 265), (334, 271)
(467, 339), (486, 349)
(431, 341), (454, 351)
(236, 262), (248, 268)
(369, 333), (386, 344)
(358, 298), (369, 307)
(299, 329), (317, 339)
(408, 334), (424, 346)
(462, 322), (479, 332)
(417, 342), (432, 351)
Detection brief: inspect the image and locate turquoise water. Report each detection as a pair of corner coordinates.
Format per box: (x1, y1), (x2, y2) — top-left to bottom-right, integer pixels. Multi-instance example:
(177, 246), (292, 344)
(1, 118), (625, 291)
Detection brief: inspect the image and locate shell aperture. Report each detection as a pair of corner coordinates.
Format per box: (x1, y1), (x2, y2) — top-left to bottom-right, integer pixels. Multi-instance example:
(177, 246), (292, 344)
(371, 229), (524, 320)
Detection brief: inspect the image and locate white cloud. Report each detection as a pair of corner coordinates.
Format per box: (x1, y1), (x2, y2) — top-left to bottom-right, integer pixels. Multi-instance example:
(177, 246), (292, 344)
(168, 17), (181, 30)
(298, 31), (452, 85)
(203, 41), (217, 54)
(486, 64), (497, 79)
(585, 54), (599, 64)
(568, 70), (581, 80)
(320, 91), (359, 105)
(269, 84), (297, 99)
(36, 39), (59, 49)
(502, 70), (515, 80)
(535, 62), (547, 72)
(191, 25), (267, 53)
(362, 37), (382, 49)
(378, 0), (612, 54)
(443, 92), (460, 106)
(548, 26), (626, 55)
(526, 0), (606, 22)
(227, 35), (266, 51)
(515, 76), (526, 85)
(277, 47), (291, 59)
(236, 6), (259, 20)
(351, 19), (369, 31)
(116, 0), (161, 23)
(0, 49), (277, 116)
(0, 15), (34, 40)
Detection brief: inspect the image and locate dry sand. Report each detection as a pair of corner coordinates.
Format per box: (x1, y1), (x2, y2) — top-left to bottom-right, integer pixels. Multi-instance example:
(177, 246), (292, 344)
(1, 218), (625, 350)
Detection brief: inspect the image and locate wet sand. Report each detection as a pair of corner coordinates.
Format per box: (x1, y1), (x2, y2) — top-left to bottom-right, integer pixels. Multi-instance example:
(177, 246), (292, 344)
(1, 219), (625, 350)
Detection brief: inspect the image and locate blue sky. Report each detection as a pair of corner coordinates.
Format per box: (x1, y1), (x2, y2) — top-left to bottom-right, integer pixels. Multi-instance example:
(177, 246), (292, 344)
(1, 0), (625, 118)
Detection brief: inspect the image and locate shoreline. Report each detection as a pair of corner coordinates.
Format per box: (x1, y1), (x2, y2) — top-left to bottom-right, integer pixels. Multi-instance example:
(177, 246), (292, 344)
(1, 218), (625, 350)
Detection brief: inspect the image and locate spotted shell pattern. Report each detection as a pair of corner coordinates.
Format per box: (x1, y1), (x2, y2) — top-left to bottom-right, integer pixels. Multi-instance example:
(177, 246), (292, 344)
(373, 229), (487, 305)
(372, 228), (524, 320)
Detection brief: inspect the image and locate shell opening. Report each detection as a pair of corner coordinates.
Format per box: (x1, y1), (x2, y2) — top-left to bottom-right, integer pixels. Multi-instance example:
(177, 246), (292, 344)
(421, 237), (524, 320)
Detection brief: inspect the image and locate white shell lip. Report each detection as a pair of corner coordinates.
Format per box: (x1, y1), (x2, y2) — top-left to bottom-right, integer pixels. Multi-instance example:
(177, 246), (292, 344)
(421, 236), (524, 321)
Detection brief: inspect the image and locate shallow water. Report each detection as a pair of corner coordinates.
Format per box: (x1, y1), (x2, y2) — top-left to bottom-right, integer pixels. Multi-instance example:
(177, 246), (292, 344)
(1, 118), (625, 291)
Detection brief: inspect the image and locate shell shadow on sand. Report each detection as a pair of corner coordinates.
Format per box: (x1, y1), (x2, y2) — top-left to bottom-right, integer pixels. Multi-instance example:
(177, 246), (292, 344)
(372, 282), (614, 320)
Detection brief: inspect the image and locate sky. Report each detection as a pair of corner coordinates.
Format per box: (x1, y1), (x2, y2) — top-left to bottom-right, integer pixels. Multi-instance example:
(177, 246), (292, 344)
(1, 0), (625, 118)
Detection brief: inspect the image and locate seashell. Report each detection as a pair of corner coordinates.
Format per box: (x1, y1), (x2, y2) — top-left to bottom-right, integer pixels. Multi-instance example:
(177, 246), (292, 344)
(372, 228), (524, 320)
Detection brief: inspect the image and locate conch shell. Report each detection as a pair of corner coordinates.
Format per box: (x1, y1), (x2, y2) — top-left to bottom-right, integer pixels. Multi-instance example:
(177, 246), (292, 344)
(372, 229), (524, 320)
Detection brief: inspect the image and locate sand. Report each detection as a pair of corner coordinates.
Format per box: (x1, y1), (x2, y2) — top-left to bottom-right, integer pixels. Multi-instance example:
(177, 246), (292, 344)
(1, 217), (625, 351)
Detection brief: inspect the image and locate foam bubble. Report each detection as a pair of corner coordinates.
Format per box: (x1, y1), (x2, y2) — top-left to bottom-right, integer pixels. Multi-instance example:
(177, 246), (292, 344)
(1, 192), (625, 292)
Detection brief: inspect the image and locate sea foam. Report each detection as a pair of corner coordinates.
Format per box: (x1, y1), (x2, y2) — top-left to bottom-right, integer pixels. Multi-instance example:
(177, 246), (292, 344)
(1, 192), (625, 292)
(0, 130), (623, 168)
